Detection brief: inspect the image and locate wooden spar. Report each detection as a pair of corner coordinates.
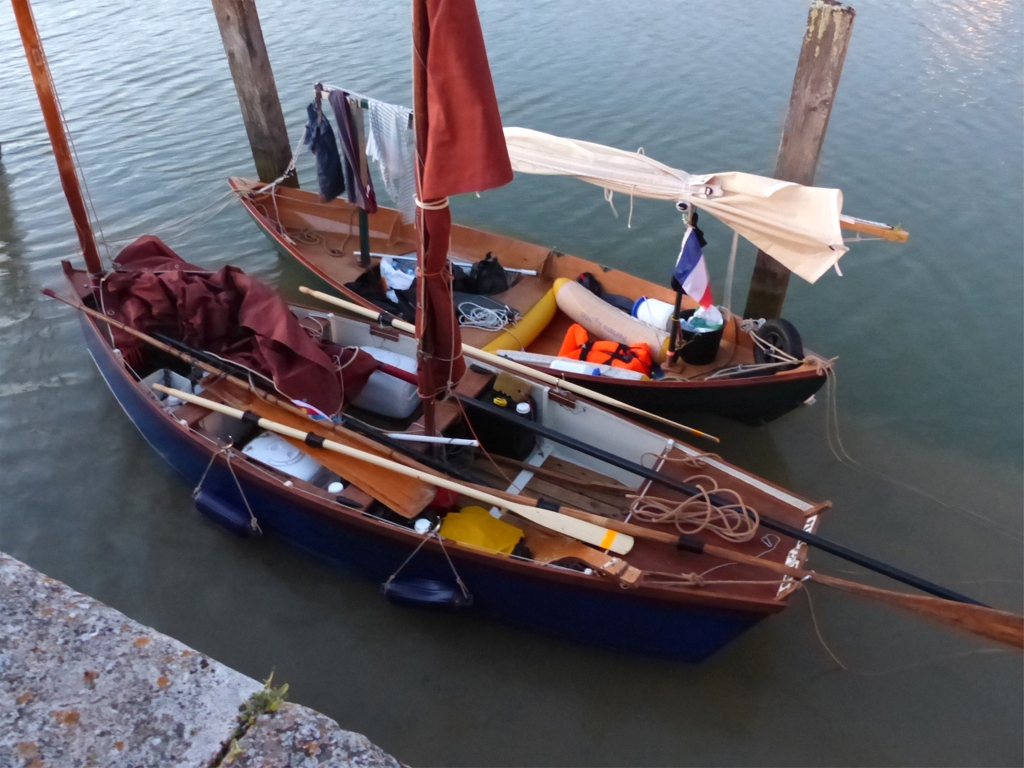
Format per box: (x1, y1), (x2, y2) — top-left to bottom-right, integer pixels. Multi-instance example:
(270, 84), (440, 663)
(152, 384), (636, 556)
(743, 0), (855, 320)
(410, 0), (436, 437)
(840, 214), (909, 242)
(297, 287), (721, 443)
(210, 0), (297, 187)
(523, 504), (1024, 650)
(12, 0), (102, 275)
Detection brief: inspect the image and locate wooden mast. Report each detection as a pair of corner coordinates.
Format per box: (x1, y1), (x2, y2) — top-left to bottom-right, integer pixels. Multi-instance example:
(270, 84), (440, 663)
(12, 0), (103, 275)
(411, 0), (436, 437)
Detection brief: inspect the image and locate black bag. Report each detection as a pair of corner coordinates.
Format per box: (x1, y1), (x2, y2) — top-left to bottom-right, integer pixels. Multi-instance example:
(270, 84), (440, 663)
(470, 252), (509, 296)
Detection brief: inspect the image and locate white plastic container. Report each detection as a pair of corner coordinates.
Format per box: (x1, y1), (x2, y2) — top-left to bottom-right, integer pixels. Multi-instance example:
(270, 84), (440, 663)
(241, 432), (325, 483)
(142, 369), (194, 406)
(351, 346), (421, 419)
(631, 296), (675, 332)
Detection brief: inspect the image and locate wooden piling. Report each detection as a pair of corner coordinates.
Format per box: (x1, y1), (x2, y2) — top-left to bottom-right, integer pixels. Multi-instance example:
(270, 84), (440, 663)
(211, 0), (298, 187)
(743, 0), (855, 319)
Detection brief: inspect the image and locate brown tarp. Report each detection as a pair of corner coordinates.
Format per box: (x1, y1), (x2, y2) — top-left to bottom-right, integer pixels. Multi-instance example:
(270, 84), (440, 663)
(412, 0), (513, 399)
(101, 236), (376, 415)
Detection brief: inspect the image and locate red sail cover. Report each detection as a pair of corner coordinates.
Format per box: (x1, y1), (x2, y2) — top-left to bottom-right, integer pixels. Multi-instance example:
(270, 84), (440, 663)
(414, 0), (513, 399)
(102, 236), (376, 415)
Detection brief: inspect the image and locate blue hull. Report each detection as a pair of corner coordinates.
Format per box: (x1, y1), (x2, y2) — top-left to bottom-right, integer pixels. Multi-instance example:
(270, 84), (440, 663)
(81, 315), (770, 661)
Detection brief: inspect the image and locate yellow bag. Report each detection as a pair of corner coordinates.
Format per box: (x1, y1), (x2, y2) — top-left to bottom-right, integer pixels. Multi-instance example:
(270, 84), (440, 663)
(439, 506), (524, 555)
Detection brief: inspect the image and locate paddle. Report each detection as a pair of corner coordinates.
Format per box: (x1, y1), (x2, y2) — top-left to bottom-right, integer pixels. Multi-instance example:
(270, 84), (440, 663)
(42, 288), (440, 518)
(522, 501), (1023, 649)
(297, 286), (720, 444)
(152, 384), (635, 556)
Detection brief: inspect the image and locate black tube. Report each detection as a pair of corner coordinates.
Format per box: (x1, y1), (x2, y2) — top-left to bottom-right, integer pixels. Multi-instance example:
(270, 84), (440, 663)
(358, 209), (371, 267)
(455, 394), (983, 606)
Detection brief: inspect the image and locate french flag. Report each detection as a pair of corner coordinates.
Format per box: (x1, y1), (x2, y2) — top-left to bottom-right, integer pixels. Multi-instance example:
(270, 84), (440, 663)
(672, 226), (713, 308)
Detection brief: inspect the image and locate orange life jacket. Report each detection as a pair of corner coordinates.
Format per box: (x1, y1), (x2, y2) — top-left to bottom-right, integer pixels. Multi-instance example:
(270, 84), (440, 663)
(557, 323), (652, 376)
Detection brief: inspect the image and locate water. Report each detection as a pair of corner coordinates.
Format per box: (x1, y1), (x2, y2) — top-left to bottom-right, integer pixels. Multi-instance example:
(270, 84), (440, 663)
(1, 0), (1021, 764)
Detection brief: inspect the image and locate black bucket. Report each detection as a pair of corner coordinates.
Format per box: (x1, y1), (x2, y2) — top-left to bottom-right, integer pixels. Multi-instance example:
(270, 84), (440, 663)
(678, 309), (724, 365)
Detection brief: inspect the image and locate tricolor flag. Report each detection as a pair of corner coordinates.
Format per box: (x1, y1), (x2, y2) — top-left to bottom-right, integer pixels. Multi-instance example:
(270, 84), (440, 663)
(672, 226), (713, 308)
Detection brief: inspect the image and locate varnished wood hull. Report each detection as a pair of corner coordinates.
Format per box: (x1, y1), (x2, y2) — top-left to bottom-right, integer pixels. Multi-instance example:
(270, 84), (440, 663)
(65, 263), (820, 661)
(230, 178), (828, 424)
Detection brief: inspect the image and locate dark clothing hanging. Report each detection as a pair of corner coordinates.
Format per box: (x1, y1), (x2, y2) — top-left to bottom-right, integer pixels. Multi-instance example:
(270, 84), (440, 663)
(328, 90), (377, 212)
(303, 103), (345, 202)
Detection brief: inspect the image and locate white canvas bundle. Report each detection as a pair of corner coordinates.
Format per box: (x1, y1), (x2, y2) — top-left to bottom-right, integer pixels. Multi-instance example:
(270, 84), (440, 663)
(504, 127), (847, 283)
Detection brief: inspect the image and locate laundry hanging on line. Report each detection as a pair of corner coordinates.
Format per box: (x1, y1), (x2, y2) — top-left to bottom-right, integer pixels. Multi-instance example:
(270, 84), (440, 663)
(365, 99), (416, 222)
(303, 102), (345, 202)
(328, 89), (377, 213)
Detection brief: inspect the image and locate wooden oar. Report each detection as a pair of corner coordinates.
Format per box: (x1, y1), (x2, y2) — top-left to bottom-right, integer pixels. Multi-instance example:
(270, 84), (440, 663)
(152, 384), (635, 556)
(523, 502), (1023, 650)
(200, 379), (434, 518)
(839, 214), (909, 242)
(42, 288), (439, 518)
(298, 286), (720, 444)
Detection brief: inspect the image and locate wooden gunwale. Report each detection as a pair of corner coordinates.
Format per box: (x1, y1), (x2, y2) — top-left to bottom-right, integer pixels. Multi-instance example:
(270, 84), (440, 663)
(67, 261), (820, 615)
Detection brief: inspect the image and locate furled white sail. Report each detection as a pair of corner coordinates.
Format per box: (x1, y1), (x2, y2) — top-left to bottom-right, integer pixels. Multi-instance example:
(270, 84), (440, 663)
(504, 127), (847, 283)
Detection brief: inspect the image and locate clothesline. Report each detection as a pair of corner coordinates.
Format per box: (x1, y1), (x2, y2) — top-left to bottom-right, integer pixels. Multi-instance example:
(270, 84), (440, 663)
(304, 84), (417, 221)
(317, 84), (413, 129)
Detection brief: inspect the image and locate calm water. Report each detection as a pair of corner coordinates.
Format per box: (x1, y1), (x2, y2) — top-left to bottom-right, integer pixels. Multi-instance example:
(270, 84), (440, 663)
(1, 0), (1022, 765)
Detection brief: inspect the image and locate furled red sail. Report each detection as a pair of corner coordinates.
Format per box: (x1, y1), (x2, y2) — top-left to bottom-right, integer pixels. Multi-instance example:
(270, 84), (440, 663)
(413, 0), (513, 400)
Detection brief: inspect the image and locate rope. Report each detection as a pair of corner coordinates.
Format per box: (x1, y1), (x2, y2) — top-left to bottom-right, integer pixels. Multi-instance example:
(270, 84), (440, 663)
(456, 300), (518, 331)
(192, 445), (263, 535)
(627, 451), (760, 543)
(381, 524), (472, 602)
(106, 190), (239, 245)
(415, 197), (450, 210)
(824, 369), (1023, 543)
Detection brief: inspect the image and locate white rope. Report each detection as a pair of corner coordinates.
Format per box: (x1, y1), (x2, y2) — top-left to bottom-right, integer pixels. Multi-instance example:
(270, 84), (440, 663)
(415, 197), (450, 210)
(457, 300), (517, 331)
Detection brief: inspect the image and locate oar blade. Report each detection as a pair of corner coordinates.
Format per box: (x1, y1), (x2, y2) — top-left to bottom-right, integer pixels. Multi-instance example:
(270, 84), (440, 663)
(816, 574), (1024, 650)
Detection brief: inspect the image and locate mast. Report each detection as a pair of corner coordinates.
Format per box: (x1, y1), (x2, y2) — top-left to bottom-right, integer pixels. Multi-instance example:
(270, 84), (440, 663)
(12, 0), (103, 275)
(412, 0), (436, 437)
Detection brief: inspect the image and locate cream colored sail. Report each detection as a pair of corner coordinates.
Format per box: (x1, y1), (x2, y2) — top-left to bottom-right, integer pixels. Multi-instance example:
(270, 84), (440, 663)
(504, 127), (847, 283)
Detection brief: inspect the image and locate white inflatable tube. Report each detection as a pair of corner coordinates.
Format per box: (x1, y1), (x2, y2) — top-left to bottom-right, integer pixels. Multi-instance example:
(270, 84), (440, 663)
(553, 278), (669, 361)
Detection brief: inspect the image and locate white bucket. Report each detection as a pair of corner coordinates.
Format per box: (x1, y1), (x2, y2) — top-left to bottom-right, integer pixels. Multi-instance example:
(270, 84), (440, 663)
(631, 297), (675, 332)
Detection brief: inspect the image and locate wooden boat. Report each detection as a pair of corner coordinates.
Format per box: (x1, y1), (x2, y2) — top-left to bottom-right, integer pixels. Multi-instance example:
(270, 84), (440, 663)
(20, 0), (1019, 666)
(56, 254), (830, 661)
(230, 176), (831, 423)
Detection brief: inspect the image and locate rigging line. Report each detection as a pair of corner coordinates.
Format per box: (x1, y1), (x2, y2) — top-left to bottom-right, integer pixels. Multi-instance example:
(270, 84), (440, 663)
(43, 52), (111, 264)
(802, 584), (847, 671)
(825, 371), (1024, 543)
(105, 190), (239, 244)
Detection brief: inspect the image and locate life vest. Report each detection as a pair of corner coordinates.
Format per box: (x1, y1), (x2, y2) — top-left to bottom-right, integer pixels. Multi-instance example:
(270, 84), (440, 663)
(557, 323), (653, 376)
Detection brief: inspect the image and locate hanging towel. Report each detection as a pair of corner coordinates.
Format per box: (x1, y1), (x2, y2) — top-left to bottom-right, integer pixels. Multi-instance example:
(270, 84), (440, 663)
(302, 102), (345, 202)
(328, 90), (377, 213)
(366, 99), (417, 222)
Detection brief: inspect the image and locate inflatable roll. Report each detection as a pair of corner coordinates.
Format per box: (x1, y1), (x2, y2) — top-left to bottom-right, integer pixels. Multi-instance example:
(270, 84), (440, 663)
(553, 278), (670, 362)
(482, 288), (558, 353)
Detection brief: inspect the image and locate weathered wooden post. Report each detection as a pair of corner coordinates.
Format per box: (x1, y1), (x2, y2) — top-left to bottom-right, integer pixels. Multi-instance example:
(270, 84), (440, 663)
(211, 0), (297, 187)
(743, 0), (855, 319)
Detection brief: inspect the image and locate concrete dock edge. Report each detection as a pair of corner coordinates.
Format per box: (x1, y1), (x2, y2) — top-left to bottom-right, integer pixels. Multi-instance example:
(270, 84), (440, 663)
(0, 552), (402, 767)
